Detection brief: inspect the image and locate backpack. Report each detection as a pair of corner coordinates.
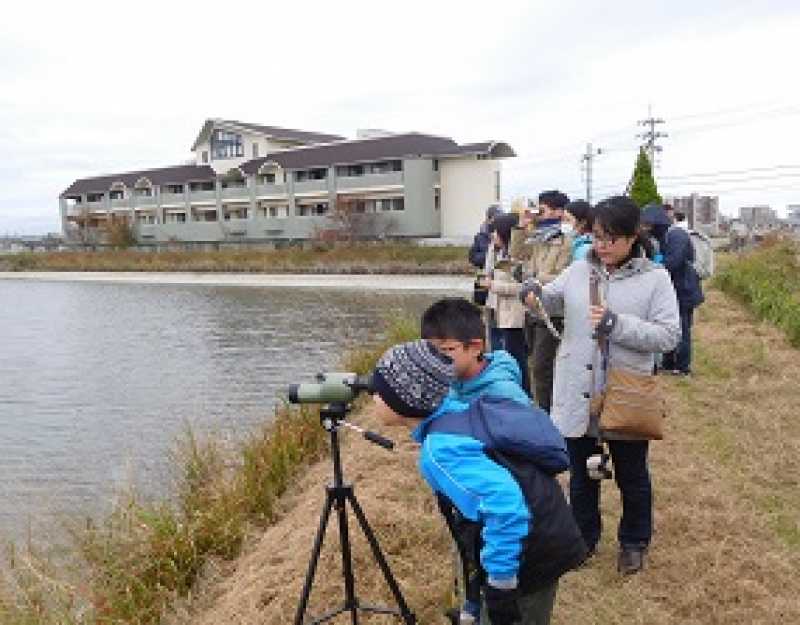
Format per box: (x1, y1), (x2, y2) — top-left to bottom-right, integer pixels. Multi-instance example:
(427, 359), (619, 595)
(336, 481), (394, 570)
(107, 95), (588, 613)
(688, 229), (714, 279)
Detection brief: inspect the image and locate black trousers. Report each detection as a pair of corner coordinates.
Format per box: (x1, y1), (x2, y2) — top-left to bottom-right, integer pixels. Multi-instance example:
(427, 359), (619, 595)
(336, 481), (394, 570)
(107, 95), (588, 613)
(528, 318), (563, 413)
(566, 436), (653, 551)
(496, 327), (530, 396)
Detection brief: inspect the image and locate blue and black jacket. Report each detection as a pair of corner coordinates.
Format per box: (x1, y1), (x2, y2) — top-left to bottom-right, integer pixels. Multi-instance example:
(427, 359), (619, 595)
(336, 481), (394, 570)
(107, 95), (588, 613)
(412, 352), (587, 593)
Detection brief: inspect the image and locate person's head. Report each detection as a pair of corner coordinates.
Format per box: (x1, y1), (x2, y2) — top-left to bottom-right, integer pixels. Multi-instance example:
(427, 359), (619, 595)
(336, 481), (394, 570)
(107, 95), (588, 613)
(538, 190), (570, 221)
(489, 212), (519, 250)
(421, 298), (485, 379)
(563, 200), (594, 235)
(485, 205), (502, 225)
(674, 210), (687, 223)
(592, 195), (651, 268)
(370, 339), (454, 426)
(664, 203), (675, 223)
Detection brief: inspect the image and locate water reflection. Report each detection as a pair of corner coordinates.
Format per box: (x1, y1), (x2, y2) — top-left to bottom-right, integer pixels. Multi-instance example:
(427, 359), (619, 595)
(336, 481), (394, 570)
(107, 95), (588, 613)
(0, 279), (459, 543)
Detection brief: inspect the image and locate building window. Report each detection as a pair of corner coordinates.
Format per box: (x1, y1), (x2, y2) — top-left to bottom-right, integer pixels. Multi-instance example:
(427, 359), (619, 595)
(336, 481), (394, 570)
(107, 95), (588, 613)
(134, 187), (152, 197)
(336, 164), (364, 177)
(494, 171), (501, 203)
(253, 143), (259, 158)
(392, 198), (404, 211)
(87, 193), (104, 202)
(109, 190), (124, 200)
(294, 169), (327, 182)
(202, 151), (209, 163)
(258, 173), (276, 185)
(434, 189), (440, 211)
(297, 202), (328, 217)
(164, 184), (184, 194)
(433, 159), (439, 171)
(211, 130), (244, 160)
(190, 181), (215, 192)
(167, 212), (187, 223)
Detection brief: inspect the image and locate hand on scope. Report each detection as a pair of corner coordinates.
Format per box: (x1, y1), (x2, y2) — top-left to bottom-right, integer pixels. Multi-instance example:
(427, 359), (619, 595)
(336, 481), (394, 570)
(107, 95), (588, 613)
(484, 585), (521, 625)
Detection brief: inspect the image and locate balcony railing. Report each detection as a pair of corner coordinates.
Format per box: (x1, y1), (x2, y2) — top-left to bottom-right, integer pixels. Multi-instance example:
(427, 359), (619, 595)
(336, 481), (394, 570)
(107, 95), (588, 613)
(336, 172), (404, 190)
(189, 189), (217, 203)
(293, 179), (329, 194)
(160, 192), (187, 206)
(132, 194), (157, 207)
(221, 185), (248, 200)
(254, 183), (287, 197)
(110, 197), (129, 209)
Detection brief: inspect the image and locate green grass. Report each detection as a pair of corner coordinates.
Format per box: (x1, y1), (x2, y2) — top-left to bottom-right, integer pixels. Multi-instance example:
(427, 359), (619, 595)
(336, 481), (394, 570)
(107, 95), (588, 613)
(0, 315), (421, 625)
(0, 243), (472, 275)
(714, 241), (800, 347)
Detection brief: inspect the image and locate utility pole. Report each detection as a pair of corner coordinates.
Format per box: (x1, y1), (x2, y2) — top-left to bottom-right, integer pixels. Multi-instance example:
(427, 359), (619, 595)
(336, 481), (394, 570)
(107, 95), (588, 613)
(581, 143), (603, 203)
(637, 105), (668, 168)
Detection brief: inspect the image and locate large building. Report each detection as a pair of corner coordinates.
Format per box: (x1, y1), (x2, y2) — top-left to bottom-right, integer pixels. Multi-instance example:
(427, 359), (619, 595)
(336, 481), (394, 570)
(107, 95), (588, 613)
(60, 119), (515, 246)
(786, 204), (800, 229)
(665, 194), (720, 235)
(738, 205), (779, 231)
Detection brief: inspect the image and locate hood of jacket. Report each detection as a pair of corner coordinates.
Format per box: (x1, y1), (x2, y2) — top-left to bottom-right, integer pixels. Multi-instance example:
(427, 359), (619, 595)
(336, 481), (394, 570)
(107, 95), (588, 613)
(448, 350), (530, 406)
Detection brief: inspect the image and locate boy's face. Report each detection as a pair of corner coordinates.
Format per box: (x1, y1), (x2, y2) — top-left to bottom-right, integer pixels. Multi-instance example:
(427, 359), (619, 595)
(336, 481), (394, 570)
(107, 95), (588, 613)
(428, 338), (484, 379)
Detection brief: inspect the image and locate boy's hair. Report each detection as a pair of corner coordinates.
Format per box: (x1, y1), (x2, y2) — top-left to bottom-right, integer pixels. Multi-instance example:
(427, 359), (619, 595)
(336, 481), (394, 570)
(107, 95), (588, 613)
(421, 298), (484, 343)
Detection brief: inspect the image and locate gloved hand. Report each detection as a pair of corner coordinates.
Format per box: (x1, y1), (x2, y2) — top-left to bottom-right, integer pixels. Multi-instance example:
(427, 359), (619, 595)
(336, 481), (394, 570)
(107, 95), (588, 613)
(484, 584), (521, 625)
(518, 277), (543, 305)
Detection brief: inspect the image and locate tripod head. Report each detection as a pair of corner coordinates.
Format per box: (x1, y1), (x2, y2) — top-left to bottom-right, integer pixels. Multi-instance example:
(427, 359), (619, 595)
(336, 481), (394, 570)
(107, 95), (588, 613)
(319, 402), (395, 451)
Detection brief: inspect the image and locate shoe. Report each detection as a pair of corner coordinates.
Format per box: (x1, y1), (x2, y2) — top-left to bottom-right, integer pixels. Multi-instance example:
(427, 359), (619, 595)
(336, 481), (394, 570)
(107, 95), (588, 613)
(617, 547), (646, 575)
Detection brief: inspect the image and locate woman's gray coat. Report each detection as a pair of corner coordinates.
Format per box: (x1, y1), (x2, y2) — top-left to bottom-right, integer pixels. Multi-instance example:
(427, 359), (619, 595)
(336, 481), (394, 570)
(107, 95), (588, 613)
(537, 253), (681, 439)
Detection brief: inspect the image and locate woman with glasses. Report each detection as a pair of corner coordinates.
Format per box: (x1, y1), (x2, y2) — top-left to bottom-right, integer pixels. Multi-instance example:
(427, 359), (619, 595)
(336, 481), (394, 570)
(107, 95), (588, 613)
(519, 195), (680, 575)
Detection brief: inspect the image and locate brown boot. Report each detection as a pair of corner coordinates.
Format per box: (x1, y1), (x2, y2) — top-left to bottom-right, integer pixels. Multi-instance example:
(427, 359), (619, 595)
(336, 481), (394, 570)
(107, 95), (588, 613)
(617, 547), (646, 575)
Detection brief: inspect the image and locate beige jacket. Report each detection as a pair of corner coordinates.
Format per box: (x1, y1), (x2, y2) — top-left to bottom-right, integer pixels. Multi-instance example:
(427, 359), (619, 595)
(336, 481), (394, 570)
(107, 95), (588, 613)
(489, 266), (527, 329)
(527, 230), (574, 284)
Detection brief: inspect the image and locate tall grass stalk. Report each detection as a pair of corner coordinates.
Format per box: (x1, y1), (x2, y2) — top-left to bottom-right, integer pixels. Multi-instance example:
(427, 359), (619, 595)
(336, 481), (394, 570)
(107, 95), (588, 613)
(1, 315), (420, 624)
(714, 241), (800, 347)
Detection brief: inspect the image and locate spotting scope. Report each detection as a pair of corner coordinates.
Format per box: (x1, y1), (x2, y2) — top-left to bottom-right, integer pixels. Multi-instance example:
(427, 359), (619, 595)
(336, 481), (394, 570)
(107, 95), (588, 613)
(288, 372), (373, 404)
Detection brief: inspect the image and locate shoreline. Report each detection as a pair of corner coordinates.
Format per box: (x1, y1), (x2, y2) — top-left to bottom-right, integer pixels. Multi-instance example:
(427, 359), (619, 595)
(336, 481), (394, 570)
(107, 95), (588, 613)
(0, 271), (473, 291)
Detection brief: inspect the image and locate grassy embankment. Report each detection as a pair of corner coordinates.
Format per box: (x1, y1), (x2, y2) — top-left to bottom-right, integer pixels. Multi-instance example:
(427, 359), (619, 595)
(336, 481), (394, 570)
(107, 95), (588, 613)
(4, 243), (799, 624)
(0, 244), (472, 275)
(184, 245), (800, 625)
(0, 317), (422, 625)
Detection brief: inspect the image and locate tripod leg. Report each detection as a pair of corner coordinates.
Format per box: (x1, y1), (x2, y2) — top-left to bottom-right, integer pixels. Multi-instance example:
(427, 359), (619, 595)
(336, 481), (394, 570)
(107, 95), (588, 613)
(334, 488), (359, 624)
(346, 491), (417, 624)
(294, 491), (336, 625)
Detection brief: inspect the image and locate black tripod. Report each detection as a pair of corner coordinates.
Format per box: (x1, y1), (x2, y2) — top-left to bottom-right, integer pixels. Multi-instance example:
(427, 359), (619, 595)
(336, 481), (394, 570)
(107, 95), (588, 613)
(294, 402), (417, 625)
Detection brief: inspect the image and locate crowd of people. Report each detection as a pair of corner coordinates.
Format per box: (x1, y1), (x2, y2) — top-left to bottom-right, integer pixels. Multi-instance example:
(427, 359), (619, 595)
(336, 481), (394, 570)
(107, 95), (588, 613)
(364, 193), (706, 625)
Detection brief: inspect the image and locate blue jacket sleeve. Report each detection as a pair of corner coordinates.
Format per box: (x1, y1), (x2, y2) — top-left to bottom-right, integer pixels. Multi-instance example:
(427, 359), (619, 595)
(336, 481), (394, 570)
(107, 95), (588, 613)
(419, 434), (530, 587)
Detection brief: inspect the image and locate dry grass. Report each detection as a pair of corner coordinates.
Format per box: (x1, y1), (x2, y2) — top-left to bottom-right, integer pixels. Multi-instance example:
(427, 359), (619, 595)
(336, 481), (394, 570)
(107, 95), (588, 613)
(182, 287), (800, 625)
(0, 244), (472, 275)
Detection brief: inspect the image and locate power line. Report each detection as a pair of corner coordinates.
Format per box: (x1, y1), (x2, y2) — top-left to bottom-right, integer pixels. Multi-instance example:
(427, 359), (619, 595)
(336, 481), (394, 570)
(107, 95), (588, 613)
(658, 164), (800, 181)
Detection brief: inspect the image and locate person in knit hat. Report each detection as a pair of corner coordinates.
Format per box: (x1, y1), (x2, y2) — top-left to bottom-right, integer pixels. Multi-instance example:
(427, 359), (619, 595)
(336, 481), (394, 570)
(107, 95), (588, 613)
(371, 339), (454, 425)
(371, 336), (585, 625)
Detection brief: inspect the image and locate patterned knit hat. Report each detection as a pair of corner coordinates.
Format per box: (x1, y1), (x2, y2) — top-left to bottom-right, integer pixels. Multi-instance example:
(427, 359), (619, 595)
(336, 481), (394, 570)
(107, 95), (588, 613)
(372, 340), (454, 418)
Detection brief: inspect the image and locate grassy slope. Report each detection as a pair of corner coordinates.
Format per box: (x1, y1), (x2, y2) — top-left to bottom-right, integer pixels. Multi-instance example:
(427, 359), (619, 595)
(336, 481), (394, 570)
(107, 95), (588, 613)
(186, 286), (800, 625)
(0, 245), (472, 275)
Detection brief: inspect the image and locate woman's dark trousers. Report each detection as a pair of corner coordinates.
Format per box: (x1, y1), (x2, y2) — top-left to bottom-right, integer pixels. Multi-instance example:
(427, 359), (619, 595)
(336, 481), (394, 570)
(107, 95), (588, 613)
(566, 436), (652, 551)
(496, 327), (530, 396)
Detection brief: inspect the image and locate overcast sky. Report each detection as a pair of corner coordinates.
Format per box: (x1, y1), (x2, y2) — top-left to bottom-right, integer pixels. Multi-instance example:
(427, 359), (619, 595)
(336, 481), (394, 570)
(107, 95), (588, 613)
(2, 0), (799, 234)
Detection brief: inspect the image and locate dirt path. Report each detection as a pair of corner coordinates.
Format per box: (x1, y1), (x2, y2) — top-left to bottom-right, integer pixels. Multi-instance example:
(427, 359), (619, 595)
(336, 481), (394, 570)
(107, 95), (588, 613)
(182, 288), (800, 625)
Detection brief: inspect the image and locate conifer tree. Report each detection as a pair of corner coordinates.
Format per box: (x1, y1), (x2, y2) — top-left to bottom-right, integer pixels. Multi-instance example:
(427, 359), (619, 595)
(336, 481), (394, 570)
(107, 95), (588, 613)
(628, 148), (662, 207)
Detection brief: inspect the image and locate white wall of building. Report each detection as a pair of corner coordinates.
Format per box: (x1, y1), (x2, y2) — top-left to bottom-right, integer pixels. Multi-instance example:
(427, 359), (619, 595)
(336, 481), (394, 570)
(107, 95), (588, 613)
(194, 128), (306, 174)
(439, 157), (501, 238)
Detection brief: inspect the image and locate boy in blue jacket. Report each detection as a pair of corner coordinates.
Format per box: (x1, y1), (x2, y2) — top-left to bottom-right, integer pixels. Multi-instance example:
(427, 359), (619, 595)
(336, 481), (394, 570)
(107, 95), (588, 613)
(371, 300), (586, 625)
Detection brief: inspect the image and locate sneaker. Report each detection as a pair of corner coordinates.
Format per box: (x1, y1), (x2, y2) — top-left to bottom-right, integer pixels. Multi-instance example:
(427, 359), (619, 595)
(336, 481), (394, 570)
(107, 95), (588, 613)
(617, 547), (646, 575)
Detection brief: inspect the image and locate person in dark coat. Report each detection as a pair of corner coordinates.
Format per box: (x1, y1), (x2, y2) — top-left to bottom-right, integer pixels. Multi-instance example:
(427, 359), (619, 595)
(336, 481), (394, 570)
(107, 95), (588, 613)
(642, 204), (704, 375)
(469, 205), (503, 268)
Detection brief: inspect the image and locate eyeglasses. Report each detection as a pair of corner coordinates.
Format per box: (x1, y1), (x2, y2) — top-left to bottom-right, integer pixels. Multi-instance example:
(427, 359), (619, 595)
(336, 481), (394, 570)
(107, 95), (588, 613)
(592, 231), (622, 246)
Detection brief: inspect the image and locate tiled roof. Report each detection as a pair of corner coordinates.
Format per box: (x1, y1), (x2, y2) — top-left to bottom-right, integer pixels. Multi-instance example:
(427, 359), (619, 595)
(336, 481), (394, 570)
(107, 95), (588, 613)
(61, 164), (216, 197)
(221, 120), (345, 145)
(240, 132), (504, 174)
